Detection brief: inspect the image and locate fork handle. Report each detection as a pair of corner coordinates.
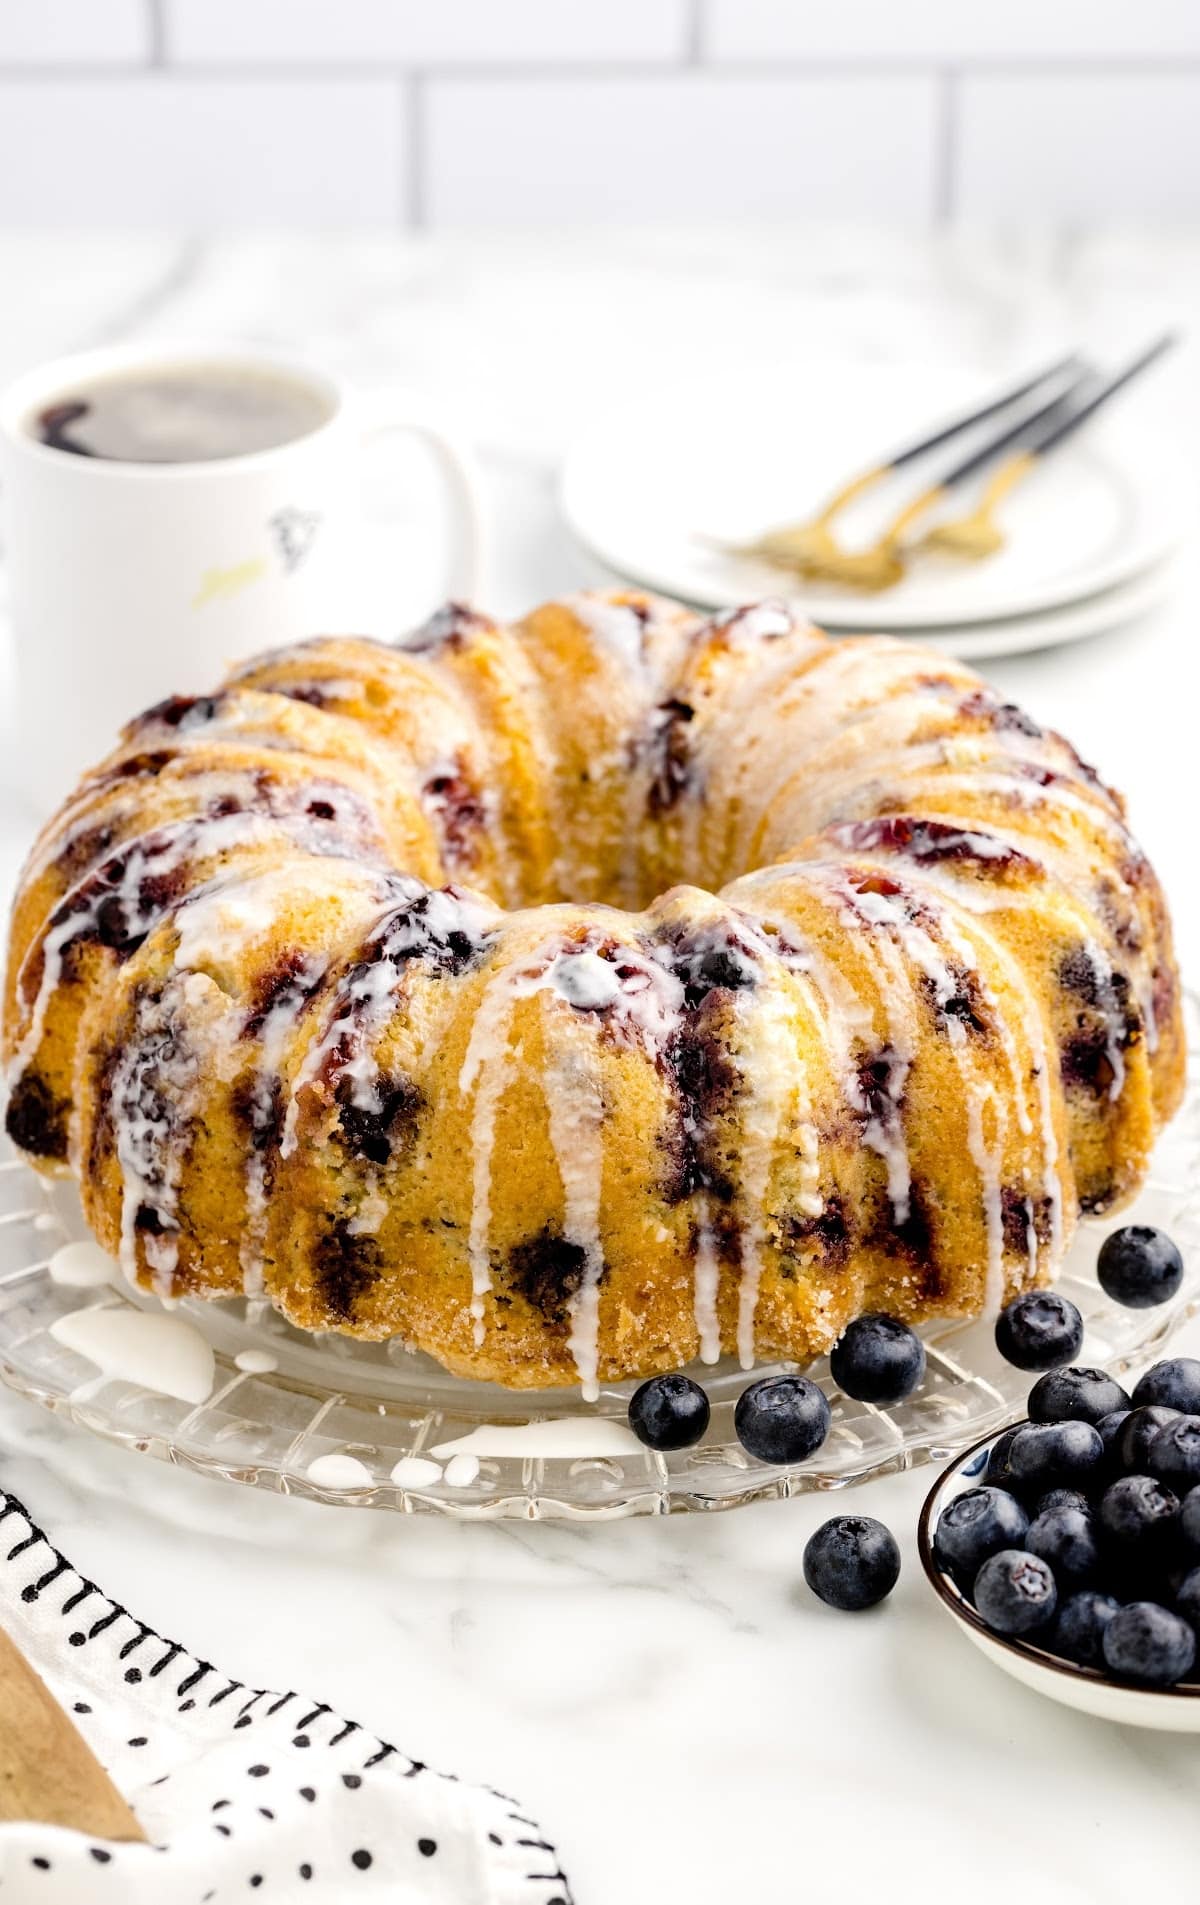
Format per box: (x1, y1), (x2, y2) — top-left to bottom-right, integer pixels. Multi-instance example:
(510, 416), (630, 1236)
(1024, 331), (1178, 460)
(887, 352), (1083, 469)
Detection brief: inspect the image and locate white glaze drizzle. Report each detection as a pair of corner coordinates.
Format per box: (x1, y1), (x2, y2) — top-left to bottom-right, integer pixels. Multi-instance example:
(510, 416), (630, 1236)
(234, 1348), (278, 1374)
(48, 1241), (118, 1288)
(692, 1196), (722, 1365)
(306, 1452), (372, 1489)
(432, 1418), (643, 1458)
(49, 1305), (215, 1406)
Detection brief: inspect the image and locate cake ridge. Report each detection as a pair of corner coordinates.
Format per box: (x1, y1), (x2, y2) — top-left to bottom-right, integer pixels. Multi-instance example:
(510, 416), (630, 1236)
(1, 589), (1185, 1390)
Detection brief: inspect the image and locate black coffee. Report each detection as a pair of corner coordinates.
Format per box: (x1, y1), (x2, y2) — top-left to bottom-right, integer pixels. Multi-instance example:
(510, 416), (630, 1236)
(28, 365), (331, 464)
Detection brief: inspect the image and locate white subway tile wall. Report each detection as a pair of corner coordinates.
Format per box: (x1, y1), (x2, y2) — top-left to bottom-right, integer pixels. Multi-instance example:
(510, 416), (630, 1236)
(957, 76), (1200, 221)
(0, 0), (147, 66)
(167, 0), (692, 67)
(0, 0), (1195, 225)
(0, 81), (404, 228)
(426, 77), (939, 225)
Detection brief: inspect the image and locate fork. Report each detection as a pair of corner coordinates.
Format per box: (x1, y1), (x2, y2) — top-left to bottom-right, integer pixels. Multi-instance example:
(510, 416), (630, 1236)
(720, 351), (1084, 575)
(798, 369), (1092, 593)
(918, 332), (1179, 564)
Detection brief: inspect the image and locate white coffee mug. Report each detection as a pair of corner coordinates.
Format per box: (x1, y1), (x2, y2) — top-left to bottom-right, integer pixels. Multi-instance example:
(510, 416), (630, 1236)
(0, 341), (485, 810)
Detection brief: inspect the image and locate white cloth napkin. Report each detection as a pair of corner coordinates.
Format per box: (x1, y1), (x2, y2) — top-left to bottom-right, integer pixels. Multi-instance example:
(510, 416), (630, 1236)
(0, 1489), (571, 1903)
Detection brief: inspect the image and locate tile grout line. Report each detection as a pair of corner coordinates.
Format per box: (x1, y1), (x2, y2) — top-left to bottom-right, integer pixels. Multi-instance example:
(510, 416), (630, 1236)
(145, 0), (166, 69)
(406, 71), (426, 231)
(935, 67), (959, 223)
(686, 0), (706, 66)
(4, 57), (1200, 82)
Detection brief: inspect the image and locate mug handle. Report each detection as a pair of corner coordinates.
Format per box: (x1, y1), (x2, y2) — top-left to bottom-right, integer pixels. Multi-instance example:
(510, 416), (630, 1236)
(359, 395), (486, 604)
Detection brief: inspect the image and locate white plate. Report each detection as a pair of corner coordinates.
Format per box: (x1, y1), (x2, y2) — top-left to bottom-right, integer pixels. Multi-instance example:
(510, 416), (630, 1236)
(560, 363), (1188, 631)
(920, 1433), (1200, 1732)
(863, 558), (1174, 662)
(575, 543), (1175, 664)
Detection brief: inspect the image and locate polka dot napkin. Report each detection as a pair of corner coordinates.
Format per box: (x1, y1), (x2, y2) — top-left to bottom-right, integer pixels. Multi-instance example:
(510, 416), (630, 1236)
(0, 1490), (571, 1902)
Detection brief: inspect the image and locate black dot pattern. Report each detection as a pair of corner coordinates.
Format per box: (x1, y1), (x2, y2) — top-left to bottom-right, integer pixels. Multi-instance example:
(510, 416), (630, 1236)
(0, 1484), (571, 1901)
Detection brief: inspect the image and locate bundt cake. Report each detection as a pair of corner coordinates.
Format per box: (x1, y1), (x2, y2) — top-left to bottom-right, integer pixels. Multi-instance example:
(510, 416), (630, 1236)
(2, 591), (1185, 1394)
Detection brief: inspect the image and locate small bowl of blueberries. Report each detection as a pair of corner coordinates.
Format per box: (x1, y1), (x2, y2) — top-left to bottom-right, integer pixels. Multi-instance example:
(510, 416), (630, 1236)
(921, 1225), (1200, 1729)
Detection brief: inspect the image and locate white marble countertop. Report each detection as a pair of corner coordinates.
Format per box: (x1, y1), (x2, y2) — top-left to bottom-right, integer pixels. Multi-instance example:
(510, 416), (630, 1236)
(2, 230), (1200, 1902)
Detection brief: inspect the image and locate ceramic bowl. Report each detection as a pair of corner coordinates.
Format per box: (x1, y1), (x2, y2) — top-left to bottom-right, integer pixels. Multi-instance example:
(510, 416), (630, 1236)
(918, 1429), (1200, 1732)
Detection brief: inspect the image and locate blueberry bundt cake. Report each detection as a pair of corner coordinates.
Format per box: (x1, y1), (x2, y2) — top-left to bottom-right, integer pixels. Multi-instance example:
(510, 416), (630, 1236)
(2, 592), (1185, 1394)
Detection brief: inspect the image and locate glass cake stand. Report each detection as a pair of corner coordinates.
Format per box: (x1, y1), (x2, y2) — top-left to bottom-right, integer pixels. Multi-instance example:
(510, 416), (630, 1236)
(2, 993), (1198, 1523)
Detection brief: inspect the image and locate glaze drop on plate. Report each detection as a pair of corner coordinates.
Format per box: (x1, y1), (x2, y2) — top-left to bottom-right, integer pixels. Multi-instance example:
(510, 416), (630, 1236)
(48, 1306), (215, 1406)
(234, 1347), (278, 1374)
(306, 1452), (374, 1489)
(48, 1240), (119, 1288)
(432, 1418), (643, 1459)
(389, 1455), (443, 1488)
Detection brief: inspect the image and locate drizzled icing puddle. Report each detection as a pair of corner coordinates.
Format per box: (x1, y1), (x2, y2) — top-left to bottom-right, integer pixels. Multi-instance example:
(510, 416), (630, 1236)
(300, 1418), (646, 1496)
(305, 1452), (373, 1489)
(48, 1306), (215, 1406)
(431, 1419), (642, 1459)
(234, 1347), (278, 1375)
(48, 1240), (119, 1288)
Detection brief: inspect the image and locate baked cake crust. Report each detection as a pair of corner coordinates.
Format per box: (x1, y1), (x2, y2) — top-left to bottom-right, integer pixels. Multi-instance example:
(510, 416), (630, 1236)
(2, 592), (1184, 1393)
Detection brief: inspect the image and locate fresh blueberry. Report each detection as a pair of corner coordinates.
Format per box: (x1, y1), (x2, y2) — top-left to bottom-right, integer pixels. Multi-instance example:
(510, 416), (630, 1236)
(1050, 1590), (1122, 1668)
(1097, 1409), (1133, 1470)
(1026, 1503), (1102, 1587)
(1148, 1416), (1200, 1491)
(1009, 1421), (1104, 1491)
(1117, 1405), (1180, 1474)
(984, 1425), (1022, 1491)
(1036, 1488), (1090, 1518)
(1028, 1367), (1131, 1426)
(734, 1374), (831, 1465)
(1098, 1474), (1181, 1553)
(1175, 1564), (1200, 1634)
(628, 1373), (711, 1451)
(934, 1485), (1029, 1581)
(1097, 1226), (1184, 1309)
(1102, 1601), (1196, 1686)
(994, 1290), (1083, 1371)
(974, 1549), (1057, 1636)
(829, 1313), (926, 1405)
(1132, 1359), (1200, 1415)
(1182, 1487), (1200, 1551)
(803, 1515), (900, 1611)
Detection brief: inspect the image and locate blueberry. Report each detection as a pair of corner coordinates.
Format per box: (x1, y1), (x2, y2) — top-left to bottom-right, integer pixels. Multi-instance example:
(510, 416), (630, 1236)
(1028, 1367), (1131, 1426)
(1050, 1589), (1121, 1668)
(1182, 1487), (1200, 1551)
(1117, 1405), (1180, 1474)
(974, 1549), (1057, 1636)
(1175, 1564), (1200, 1633)
(1098, 1474), (1181, 1552)
(1148, 1416), (1200, 1491)
(803, 1515), (900, 1611)
(829, 1313), (925, 1404)
(1097, 1226), (1184, 1309)
(734, 1374), (831, 1465)
(1036, 1488), (1090, 1518)
(1097, 1408), (1132, 1470)
(628, 1373), (711, 1451)
(1009, 1421), (1104, 1491)
(984, 1425), (1022, 1491)
(1026, 1502), (1102, 1587)
(1102, 1601), (1196, 1686)
(1132, 1359), (1200, 1415)
(994, 1290), (1083, 1371)
(934, 1486), (1029, 1581)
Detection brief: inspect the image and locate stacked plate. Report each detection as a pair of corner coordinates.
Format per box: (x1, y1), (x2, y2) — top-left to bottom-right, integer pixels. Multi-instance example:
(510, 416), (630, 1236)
(560, 363), (1185, 660)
